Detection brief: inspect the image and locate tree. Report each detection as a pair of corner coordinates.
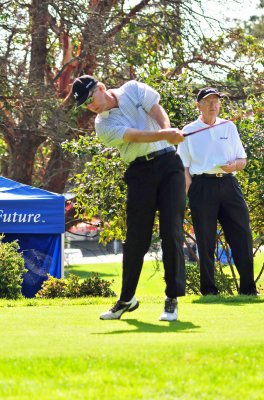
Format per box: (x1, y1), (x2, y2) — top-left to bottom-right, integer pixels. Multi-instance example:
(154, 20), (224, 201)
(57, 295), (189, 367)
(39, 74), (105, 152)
(244, 0), (264, 40)
(1, 0), (257, 192)
(0, 0), (183, 190)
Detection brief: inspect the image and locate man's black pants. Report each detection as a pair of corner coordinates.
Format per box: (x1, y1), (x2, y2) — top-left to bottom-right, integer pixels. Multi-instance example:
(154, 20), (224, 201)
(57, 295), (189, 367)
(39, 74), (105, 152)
(120, 151), (186, 302)
(188, 174), (256, 295)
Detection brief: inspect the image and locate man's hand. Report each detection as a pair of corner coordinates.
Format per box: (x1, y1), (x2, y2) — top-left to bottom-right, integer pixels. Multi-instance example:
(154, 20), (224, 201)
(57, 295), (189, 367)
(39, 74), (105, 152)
(160, 128), (185, 144)
(221, 158), (246, 173)
(221, 161), (237, 173)
(184, 167), (192, 194)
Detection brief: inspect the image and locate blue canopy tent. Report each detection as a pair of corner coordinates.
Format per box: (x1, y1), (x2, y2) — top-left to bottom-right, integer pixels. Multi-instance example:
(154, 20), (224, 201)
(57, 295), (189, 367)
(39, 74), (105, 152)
(0, 176), (65, 297)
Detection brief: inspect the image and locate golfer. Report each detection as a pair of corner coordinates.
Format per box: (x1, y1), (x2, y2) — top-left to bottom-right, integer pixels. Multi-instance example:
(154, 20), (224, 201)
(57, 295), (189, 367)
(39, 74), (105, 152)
(72, 75), (186, 321)
(177, 87), (258, 296)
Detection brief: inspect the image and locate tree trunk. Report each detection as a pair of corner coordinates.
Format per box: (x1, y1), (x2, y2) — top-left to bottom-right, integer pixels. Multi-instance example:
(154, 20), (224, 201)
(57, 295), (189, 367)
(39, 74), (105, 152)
(8, 132), (44, 185)
(42, 144), (72, 193)
(29, 0), (49, 89)
(4, 0), (50, 186)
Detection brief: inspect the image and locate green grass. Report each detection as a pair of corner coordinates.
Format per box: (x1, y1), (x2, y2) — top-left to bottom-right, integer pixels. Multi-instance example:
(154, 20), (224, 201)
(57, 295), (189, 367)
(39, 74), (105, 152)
(0, 252), (263, 400)
(65, 250), (264, 296)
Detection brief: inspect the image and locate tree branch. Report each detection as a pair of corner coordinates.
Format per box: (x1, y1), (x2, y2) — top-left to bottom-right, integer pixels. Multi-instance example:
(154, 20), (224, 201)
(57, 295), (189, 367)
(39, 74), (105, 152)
(107, 0), (152, 37)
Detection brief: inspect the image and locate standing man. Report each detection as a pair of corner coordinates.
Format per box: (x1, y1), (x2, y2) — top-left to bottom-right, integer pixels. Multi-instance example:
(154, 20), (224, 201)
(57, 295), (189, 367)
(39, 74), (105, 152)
(178, 87), (257, 296)
(71, 75), (186, 320)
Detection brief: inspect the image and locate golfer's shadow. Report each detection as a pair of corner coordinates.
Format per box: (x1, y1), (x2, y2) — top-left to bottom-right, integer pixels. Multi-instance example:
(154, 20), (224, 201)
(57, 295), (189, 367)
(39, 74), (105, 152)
(94, 318), (200, 335)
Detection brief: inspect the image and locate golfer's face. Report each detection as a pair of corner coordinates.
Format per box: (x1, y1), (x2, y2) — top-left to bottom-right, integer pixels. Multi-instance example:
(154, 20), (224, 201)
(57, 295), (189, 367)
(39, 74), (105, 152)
(86, 87), (106, 114)
(198, 95), (221, 117)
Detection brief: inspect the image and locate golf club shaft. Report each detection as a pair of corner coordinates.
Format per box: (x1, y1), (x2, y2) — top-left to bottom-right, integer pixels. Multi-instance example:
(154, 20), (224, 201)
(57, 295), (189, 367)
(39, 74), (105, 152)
(183, 109), (262, 137)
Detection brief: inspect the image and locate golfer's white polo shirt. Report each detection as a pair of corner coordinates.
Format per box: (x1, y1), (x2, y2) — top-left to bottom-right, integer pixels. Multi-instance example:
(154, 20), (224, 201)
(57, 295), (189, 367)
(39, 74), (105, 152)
(95, 80), (171, 163)
(177, 117), (247, 175)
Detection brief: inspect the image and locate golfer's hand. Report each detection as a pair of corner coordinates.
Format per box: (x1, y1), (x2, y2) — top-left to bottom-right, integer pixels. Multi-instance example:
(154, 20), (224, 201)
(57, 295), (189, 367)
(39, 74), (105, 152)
(221, 161), (237, 173)
(160, 128), (185, 144)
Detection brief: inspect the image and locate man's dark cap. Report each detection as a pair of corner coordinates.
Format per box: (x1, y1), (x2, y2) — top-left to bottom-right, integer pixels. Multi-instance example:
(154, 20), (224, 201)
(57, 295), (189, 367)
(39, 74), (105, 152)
(72, 75), (98, 107)
(197, 87), (224, 102)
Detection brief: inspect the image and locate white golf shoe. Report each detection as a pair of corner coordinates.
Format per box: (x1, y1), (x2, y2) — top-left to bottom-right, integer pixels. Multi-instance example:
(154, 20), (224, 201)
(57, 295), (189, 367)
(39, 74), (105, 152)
(100, 296), (139, 320)
(159, 297), (178, 321)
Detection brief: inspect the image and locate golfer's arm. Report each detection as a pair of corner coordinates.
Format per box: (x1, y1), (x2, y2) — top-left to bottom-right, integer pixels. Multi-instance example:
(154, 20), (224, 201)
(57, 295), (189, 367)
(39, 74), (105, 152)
(123, 103), (171, 143)
(148, 103), (171, 129)
(123, 128), (165, 143)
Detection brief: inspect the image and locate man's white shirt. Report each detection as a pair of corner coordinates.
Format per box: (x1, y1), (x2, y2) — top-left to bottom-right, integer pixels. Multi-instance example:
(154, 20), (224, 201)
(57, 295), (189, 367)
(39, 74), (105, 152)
(177, 116), (247, 175)
(95, 80), (171, 163)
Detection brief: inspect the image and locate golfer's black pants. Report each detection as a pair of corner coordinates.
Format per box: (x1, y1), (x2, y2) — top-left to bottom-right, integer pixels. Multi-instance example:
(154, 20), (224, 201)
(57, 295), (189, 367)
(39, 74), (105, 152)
(120, 151), (186, 302)
(188, 175), (256, 295)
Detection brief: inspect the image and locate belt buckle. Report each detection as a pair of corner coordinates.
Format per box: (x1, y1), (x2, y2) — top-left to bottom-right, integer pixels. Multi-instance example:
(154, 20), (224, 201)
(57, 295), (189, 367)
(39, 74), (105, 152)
(216, 173), (224, 177)
(145, 153), (155, 161)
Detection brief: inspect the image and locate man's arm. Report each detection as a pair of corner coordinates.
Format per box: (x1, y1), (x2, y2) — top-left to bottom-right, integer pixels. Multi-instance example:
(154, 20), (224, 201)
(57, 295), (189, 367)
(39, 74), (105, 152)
(123, 102), (184, 144)
(185, 167), (192, 194)
(123, 127), (184, 144)
(221, 158), (247, 173)
(148, 103), (171, 129)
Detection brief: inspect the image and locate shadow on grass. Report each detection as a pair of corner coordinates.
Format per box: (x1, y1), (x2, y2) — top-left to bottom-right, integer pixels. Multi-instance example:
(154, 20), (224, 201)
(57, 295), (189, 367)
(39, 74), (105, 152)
(192, 295), (264, 306)
(94, 319), (200, 335)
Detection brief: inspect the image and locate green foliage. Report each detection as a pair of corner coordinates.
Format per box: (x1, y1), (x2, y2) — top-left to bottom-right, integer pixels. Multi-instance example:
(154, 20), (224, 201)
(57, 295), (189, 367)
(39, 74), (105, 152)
(36, 273), (116, 299)
(222, 28), (263, 97)
(221, 95), (264, 243)
(0, 137), (9, 175)
(36, 274), (67, 298)
(185, 262), (201, 295)
(215, 265), (237, 295)
(62, 133), (127, 244)
(143, 72), (197, 128)
(66, 273), (80, 297)
(105, 3), (184, 81)
(1, 0), (263, 192)
(0, 138), (8, 158)
(79, 274), (116, 297)
(149, 234), (236, 295)
(162, 261), (236, 296)
(0, 236), (26, 299)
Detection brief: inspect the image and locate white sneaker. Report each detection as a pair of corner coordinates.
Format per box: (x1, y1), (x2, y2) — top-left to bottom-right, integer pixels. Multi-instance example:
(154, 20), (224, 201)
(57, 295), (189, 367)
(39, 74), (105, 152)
(100, 296), (139, 320)
(159, 297), (178, 321)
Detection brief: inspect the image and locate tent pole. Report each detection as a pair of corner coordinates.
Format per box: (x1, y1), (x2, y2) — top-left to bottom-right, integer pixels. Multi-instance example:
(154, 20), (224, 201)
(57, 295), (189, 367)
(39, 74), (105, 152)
(61, 233), (65, 278)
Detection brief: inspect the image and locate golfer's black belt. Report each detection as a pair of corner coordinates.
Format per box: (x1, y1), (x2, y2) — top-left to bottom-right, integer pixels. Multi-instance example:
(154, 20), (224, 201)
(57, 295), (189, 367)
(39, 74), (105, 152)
(130, 146), (175, 165)
(192, 173), (233, 178)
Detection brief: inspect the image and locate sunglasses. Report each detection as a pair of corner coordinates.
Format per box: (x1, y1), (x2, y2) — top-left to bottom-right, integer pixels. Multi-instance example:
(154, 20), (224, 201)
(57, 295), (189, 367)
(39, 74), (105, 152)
(85, 87), (98, 105)
(86, 96), (94, 105)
